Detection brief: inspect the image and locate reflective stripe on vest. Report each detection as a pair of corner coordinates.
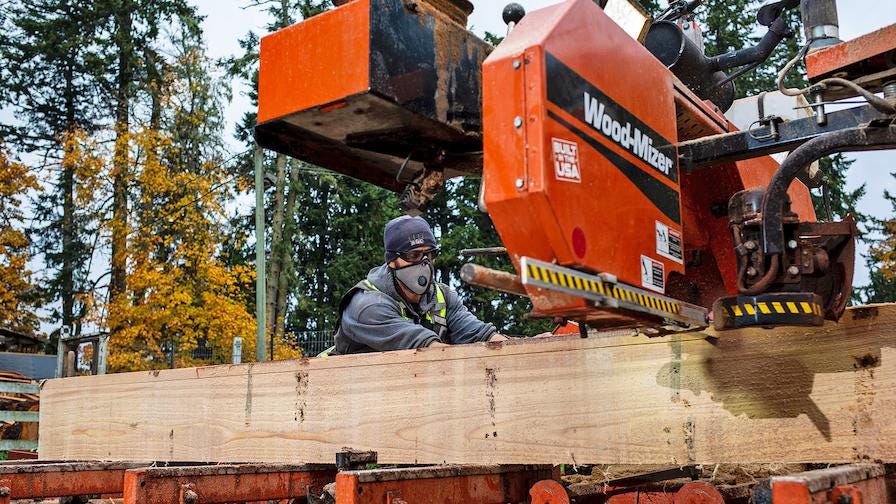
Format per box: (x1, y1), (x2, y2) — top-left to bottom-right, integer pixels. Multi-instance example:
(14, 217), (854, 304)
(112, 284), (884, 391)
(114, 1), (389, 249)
(362, 279), (447, 322)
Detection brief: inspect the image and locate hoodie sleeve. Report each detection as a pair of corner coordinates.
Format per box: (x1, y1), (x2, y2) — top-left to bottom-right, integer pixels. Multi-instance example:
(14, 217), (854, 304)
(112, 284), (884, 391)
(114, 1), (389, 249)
(340, 290), (441, 351)
(442, 284), (497, 344)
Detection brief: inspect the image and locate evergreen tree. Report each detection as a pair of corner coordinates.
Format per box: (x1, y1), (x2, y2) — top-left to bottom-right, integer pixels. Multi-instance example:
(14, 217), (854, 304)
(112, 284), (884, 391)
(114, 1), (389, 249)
(0, 0), (110, 340)
(287, 173), (402, 339)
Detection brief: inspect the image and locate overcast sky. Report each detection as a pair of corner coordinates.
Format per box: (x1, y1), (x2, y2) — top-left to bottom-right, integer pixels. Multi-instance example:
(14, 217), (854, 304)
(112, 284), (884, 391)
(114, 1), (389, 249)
(195, 0), (896, 285)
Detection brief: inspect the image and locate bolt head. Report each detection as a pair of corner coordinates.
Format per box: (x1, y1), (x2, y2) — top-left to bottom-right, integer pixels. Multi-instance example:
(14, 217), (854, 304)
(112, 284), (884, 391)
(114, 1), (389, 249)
(183, 490), (199, 504)
(512, 59), (521, 69)
(746, 267), (758, 277)
(744, 240), (757, 251)
(515, 178), (525, 189)
(787, 265), (800, 276)
(787, 239), (798, 250)
(514, 116), (523, 128)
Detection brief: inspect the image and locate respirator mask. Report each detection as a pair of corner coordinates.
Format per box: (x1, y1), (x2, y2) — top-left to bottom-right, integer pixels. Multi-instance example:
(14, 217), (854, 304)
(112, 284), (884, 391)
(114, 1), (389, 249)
(392, 257), (435, 295)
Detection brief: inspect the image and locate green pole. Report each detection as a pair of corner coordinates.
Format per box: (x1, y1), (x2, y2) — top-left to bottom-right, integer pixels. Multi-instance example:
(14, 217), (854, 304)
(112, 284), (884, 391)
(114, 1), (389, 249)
(254, 144), (267, 362)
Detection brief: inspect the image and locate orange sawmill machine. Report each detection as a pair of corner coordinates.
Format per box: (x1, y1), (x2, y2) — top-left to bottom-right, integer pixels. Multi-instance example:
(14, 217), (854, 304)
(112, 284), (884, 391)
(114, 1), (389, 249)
(255, 0), (896, 331)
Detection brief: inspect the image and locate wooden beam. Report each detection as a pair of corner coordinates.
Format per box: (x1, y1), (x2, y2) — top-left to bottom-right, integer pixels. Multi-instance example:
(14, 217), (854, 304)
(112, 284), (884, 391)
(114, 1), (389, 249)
(39, 305), (896, 465)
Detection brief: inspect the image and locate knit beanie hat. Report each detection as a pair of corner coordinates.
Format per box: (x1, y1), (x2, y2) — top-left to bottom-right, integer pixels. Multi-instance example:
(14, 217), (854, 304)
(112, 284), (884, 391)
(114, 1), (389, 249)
(384, 215), (437, 262)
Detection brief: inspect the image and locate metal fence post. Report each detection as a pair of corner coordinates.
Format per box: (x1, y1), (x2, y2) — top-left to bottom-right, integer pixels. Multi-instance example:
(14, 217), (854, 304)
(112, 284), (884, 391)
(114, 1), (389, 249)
(97, 333), (109, 375)
(55, 326), (71, 378)
(254, 144), (267, 362)
(232, 337), (243, 365)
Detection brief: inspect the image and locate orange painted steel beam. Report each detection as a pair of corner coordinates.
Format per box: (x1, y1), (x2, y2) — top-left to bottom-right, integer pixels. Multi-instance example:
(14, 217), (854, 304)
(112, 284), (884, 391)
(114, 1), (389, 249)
(0, 462), (142, 502)
(806, 24), (896, 80)
(770, 464), (892, 504)
(336, 465), (555, 504)
(121, 464), (335, 504)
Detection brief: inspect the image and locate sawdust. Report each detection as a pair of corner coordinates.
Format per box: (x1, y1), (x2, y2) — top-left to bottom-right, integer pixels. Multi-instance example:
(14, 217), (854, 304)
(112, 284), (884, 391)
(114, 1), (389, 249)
(562, 463), (806, 496)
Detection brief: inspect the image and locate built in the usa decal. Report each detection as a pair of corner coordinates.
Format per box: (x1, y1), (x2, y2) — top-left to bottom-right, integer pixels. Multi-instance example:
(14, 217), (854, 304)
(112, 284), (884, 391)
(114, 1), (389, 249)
(552, 138), (581, 182)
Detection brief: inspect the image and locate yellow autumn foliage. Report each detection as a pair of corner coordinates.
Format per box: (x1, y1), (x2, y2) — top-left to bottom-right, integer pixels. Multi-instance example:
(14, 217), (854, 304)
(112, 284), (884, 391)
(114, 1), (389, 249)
(105, 129), (295, 371)
(60, 130), (105, 208)
(0, 147), (40, 335)
(871, 220), (896, 282)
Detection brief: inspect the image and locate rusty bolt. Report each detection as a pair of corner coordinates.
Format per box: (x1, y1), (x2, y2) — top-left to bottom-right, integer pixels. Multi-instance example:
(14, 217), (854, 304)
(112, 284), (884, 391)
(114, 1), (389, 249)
(744, 240), (757, 251)
(787, 239), (798, 250)
(787, 265), (800, 276)
(746, 267), (758, 277)
(182, 489), (199, 504)
(0, 487), (9, 497)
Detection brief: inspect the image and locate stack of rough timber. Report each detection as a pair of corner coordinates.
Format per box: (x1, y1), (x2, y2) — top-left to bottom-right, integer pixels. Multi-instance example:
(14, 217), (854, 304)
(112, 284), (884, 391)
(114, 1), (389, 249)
(0, 372), (39, 442)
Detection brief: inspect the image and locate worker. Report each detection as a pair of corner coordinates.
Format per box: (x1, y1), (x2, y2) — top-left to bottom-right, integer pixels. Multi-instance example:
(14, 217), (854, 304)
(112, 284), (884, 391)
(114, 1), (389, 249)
(329, 215), (506, 355)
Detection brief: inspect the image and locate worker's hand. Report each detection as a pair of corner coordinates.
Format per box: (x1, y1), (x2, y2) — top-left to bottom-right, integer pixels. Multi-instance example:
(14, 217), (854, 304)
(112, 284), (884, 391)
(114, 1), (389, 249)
(487, 333), (509, 342)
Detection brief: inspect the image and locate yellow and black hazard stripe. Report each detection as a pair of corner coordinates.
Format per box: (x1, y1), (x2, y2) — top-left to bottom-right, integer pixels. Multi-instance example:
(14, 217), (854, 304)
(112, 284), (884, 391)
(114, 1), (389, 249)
(521, 257), (706, 326)
(712, 293), (825, 330)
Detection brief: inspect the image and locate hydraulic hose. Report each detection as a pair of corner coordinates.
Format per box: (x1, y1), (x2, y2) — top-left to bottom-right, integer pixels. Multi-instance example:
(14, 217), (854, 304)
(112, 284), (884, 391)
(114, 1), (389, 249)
(710, 17), (790, 72)
(761, 125), (896, 255)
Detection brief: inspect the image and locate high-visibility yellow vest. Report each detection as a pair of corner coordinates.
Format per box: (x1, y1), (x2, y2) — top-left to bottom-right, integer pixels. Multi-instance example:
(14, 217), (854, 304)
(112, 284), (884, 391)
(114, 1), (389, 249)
(319, 279), (448, 357)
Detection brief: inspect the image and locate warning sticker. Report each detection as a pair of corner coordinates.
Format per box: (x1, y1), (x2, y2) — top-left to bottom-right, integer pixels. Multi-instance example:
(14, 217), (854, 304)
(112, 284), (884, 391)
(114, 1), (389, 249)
(551, 138), (581, 183)
(641, 255), (665, 293)
(655, 221), (683, 264)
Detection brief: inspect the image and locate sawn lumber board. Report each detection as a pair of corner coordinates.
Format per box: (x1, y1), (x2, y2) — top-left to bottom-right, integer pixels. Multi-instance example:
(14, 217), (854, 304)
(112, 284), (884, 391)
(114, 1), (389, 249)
(39, 305), (896, 464)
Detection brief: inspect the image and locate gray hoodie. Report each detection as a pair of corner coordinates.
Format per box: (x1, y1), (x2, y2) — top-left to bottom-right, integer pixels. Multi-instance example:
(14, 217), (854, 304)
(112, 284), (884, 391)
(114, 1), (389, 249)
(335, 264), (497, 353)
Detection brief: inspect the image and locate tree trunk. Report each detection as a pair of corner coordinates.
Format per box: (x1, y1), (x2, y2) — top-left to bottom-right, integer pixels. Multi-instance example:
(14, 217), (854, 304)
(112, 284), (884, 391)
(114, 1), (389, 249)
(275, 160), (302, 340)
(315, 180), (330, 331)
(110, 5), (133, 307)
(266, 154), (287, 341)
(62, 60), (76, 336)
(147, 48), (162, 133)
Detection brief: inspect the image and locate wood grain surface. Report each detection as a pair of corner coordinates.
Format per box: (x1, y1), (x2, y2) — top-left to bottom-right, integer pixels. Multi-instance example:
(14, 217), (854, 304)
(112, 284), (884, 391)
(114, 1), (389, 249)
(39, 305), (896, 465)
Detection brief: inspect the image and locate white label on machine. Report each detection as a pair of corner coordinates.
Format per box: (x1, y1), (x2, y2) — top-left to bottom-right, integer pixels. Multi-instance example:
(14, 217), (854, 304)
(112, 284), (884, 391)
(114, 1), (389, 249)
(552, 138), (581, 182)
(641, 255), (665, 293)
(655, 221), (683, 264)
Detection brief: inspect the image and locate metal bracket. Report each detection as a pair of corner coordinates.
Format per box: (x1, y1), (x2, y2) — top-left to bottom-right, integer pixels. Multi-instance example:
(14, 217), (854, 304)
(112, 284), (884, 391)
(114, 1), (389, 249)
(678, 104), (889, 172)
(336, 450), (378, 471)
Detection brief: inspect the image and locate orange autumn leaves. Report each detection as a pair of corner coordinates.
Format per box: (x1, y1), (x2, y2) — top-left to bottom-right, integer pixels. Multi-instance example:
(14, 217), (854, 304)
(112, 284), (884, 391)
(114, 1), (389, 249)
(0, 148), (40, 335)
(103, 129), (299, 371)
